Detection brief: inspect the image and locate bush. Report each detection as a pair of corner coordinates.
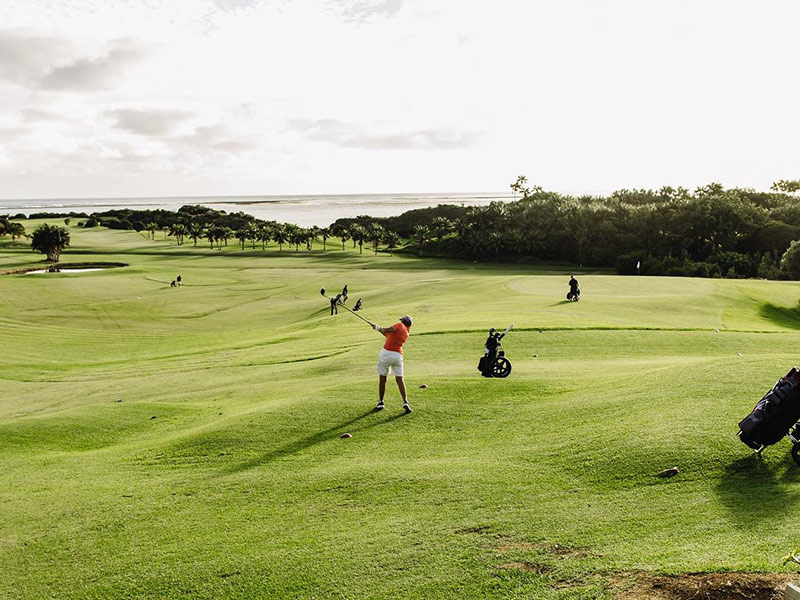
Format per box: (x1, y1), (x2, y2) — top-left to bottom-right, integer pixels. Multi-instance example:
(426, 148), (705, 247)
(707, 251), (754, 278)
(615, 252), (647, 275)
(84, 217), (99, 228)
(781, 240), (800, 279)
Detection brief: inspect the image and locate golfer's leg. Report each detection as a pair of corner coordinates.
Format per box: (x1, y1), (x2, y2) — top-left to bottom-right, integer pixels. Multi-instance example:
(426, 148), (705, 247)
(395, 376), (407, 402)
(379, 375), (387, 402)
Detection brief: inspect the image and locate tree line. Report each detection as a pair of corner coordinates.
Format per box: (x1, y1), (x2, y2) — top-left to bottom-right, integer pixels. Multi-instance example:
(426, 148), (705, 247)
(5, 178), (800, 278)
(334, 178), (800, 279)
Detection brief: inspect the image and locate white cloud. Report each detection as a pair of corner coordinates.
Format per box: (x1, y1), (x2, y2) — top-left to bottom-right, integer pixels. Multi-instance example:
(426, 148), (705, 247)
(293, 118), (479, 150)
(109, 108), (197, 136)
(0, 30), (73, 86)
(38, 40), (144, 91)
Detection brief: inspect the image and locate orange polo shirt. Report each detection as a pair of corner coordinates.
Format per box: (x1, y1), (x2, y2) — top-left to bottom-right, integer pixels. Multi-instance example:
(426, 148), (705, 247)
(383, 322), (409, 353)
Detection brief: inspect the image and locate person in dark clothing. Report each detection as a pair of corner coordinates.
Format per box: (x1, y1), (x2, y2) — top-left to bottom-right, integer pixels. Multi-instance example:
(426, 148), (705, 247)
(481, 328), (503, 377)
(330, 293), (341, 315)
(341, 284), (348, 304)
(353, 298), (362, 311)
(177, 274), (182, 286)
(567, 275), (580, 301)
(171, 280), (177, 288)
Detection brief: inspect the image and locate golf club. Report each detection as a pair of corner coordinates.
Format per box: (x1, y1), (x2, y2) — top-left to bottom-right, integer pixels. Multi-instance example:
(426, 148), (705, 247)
(320, 287), (374, 325)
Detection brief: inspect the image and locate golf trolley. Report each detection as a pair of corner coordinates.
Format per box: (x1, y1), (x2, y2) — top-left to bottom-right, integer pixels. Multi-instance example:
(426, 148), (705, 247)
(738, 366), (800, 466)
(478, 324), (513, 378)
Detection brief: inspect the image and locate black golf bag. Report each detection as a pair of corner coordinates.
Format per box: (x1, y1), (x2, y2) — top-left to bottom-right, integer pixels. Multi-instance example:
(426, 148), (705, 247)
(738, 367), (800, 464)
(566, 288), (580, 301)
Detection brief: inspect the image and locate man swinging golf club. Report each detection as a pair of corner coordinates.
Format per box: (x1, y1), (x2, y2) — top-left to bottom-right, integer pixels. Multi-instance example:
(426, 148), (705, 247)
(370, 315), (413, 414)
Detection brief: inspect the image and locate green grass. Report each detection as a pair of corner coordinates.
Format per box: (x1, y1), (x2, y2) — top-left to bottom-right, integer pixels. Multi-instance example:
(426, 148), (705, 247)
(3, 221), (800, 598)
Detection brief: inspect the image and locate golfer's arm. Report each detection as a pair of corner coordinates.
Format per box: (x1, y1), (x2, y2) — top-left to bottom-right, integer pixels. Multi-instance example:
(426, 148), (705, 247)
(375, 325), (396, 335)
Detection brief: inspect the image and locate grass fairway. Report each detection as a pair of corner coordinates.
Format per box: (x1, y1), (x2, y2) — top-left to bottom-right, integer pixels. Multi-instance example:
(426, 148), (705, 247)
(3, 222), (800, 599)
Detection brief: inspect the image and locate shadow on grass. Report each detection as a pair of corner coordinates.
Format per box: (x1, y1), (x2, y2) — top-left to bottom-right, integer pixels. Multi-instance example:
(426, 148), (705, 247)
(223, 409), (407, 475)
(714, 453), (800, 526)
(759, 303), (800, 330)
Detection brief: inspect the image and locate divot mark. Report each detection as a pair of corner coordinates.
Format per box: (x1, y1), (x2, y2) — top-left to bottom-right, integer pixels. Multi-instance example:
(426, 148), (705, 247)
(611, 571), (791, 600)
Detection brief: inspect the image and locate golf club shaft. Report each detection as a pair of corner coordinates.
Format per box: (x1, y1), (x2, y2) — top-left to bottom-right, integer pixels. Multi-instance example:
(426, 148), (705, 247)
(323, 293), (373, 325)
(337, 300), (373, 324)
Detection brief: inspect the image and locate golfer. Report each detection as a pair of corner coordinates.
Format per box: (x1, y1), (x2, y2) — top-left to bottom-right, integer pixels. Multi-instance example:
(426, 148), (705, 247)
(371, 315), (413, 413)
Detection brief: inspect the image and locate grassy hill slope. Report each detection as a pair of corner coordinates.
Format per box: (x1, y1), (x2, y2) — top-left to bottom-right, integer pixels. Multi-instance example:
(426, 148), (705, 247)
(2, 222), (800, 598)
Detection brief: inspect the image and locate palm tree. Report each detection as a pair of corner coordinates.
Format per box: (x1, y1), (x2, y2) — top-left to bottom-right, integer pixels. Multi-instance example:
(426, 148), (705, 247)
(188, 222), (204, 246)
(272, 225), (288, 251)
(9, 222), (25, 246)
(510, 174), (527, 199)
(347, 224), (365, 254)
(145, 222), (157, 240)
(306, 227), (318, 251)
(348, 224), (361, 249)
(486, 231), (504, 262)
(384, 231), (400, 256)
(453, 218), (470, 238)
(319, 227), (331, 251)
(245, 223), (258, 249)
(31, 224), (70, 262)
(339, 228), (349, 251)
(293, 229), (304, 251)
(220, 227), (234, 248)
(284, 225), (299, 251)
(430, 216), (452, 246)
(236, 228), (248, 250)
(206, 227), (216, 250)
(414, 224), (430, 257)
(257, 225), (271, 250)
(368, 223), (385, 255)
(170, 223), (188, 245)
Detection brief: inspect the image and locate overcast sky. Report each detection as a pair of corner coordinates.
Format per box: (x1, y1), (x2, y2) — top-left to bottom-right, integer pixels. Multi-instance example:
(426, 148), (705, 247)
(0, 0), (798, 199)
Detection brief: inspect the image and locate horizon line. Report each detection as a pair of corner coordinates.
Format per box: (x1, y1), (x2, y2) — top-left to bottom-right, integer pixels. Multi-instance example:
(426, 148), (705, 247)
(0, 190), (517, 203)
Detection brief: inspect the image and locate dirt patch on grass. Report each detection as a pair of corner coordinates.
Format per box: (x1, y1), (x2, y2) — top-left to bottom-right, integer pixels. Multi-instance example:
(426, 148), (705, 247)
(493, 541), (598, 558)
(498, 562), (553, 574)
(611, 571), (793, 600)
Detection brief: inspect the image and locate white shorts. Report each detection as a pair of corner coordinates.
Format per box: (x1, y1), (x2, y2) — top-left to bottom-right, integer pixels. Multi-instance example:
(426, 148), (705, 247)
(376, 348), (404, 377)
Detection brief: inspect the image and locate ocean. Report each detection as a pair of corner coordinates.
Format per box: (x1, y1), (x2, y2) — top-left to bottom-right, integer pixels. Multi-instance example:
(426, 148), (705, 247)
(0, 192), (513, 228)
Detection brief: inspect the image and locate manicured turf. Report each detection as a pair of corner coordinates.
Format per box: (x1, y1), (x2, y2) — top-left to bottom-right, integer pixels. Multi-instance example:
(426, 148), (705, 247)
(2, 221), (800, 598)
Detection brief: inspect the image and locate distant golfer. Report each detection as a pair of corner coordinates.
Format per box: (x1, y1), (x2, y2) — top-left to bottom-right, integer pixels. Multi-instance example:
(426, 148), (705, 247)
(177, 274), (182, 286)
(330, 293), (342, 316)
(371, 315), (413, 413)
(567, 274), (580, 301)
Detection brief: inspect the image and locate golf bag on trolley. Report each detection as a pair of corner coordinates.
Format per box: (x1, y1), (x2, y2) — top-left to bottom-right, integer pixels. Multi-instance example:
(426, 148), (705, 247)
(478, 325), (512, 378)
(738, 366), (800, 465)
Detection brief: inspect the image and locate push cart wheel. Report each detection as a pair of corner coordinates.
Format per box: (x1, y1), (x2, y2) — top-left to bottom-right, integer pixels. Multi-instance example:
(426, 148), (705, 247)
(492, 357), (512, 378)
(792, 443), (800, 467)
